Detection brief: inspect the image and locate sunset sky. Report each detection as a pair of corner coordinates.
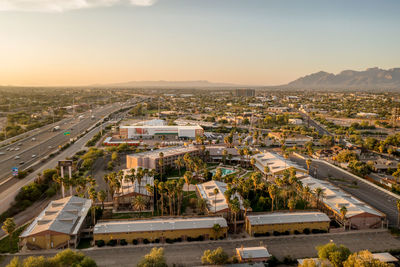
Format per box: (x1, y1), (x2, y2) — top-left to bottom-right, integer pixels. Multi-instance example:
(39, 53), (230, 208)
(1, 0), (400, 86)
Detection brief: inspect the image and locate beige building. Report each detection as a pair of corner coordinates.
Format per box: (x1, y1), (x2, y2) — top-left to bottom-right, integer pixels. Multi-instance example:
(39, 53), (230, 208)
(252, 152), (307, 177)
(126, 146), (200, 172)
(268, 132), (313, 147)
(236, 246), (272, 263)
(245, 212), (330, 236)
(301, 176), (385, 229)
(93, 217), (228, 243)
(19, 196), (91, 250)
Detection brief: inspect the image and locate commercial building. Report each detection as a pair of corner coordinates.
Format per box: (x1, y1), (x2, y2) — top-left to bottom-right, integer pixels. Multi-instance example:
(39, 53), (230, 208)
(19, 196), (92, 250)
(126, 146), (200, 171)
(235, 89), (255, 97)
(93, 217), (228, 243)
(301, 176), (385, 229)
(245, 212), (330, 236)
(113, 169), (154, 211)
(268, 132), (313, 147)
(252, 152), (307, 177)
(119, 125), (204, 139)
(196, 180), (247, 216)
(236, 246), (272, 263)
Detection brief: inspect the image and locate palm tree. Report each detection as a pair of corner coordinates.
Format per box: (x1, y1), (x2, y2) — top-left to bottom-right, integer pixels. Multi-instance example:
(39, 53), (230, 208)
(243, 199), (251, 217)
(154, 179), (160, 214)
(288, 198), (296, 211)
(314, 187), (325, 209)
(263, 166), (270, 179)
(183, 171), (193, 195)
(212, 223), (222, 240)
(52, 173), (65, 198)
(158, 152), (164, 180)
(340, 206), (347, 229)
(174, 157), (184, 176)
(397, 200), (400, 227)
(166, 180), (175, 215)
(250, 158), (256, 168)
(88, 187), (97, 225)
(97, 190), (106, 211)
(158, 182), (165, 216)
(268, 184), (278, 212)
(132, 195), (147, 217)
(306, 159), (312, 174)
(222, 149), (228, 165)
(213, 188), (219, 213)
(2, 218), (16, 248)
(136, 167), (144, 195)
(230, 198), (240, 234)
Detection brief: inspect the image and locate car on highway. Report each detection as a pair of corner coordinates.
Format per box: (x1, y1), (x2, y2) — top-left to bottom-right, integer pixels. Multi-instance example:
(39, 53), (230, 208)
(32, 154), (36, 158)
(10, 148), (14, 151)
(15, 147), (20, 151)
(0, 152), (5, 155)
(6, 148), (10, 151)
(17, 143), (22, 146)
(19, 161), (24, 165)
(31, 137), (36, 141)
(14, 155), (20, 160)
(48, 145), (52, 149)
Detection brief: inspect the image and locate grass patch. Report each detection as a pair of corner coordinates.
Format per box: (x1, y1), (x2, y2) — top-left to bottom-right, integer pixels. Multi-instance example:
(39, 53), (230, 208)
(0, 224), (28, 253)
(77, 238), (92, 249)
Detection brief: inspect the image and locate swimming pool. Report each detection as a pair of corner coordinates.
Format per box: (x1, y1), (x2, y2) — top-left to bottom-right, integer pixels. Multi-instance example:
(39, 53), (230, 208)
(210, 167), (236, 177)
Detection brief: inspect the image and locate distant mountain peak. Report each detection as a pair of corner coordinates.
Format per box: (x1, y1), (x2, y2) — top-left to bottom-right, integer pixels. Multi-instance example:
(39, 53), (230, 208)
(287, 67), (400, 89)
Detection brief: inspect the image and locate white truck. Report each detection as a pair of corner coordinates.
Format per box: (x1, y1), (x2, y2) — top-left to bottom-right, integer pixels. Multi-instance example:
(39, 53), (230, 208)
(53, 126), (60, 131)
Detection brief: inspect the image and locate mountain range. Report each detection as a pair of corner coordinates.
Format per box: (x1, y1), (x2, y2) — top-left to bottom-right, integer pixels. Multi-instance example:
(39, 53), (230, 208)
(286, 67), (400, 89)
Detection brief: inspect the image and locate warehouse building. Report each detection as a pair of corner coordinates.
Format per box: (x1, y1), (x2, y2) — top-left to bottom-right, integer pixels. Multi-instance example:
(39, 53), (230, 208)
(252, 152), (307, 178)
(19, 196), (92, 250)
(301, 176), (385, 229)
(196, 180), (247, 216)
(126, 146), (200, 171)
(119, 125), (204, 139)
(245, 212), (330, 236)
(236, 246), (272, 263)
(93, 217), (228, 243)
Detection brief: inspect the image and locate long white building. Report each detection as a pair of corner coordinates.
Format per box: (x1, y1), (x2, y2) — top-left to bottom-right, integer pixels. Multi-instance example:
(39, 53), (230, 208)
(120, 125), (204, 139)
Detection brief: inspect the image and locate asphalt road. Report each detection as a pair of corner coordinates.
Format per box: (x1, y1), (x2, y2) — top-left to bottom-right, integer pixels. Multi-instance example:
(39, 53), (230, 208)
(299, 111), (332, 137)
(290, 156), (399, 226)
(2, 230), (398, 267)
(0, 103), (126, 182)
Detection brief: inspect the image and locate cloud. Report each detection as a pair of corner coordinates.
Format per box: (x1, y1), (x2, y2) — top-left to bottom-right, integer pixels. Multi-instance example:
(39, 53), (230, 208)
(0, 0), (157, 12)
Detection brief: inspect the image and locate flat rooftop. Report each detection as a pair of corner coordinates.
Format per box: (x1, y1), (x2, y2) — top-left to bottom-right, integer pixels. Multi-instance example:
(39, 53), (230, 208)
(127, 146), (199, 159)
(93, 217), (228, 234)
(236, 246), (272, 259)
(247, 212), (330, 225)
(252, 152), (306, 174)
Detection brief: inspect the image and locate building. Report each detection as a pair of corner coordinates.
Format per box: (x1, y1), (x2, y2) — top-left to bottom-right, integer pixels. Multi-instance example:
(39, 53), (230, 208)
(236, 246), (272, 263)
(126, 146), (200, 171)
(113, 169), (154, 211)
(196, 180), (247, 216)
(288, 118), (303, 125)
(119, 125), (204, 139)
(267, 106), (289, 113)
(300, 176), (385, 229)
(268, 132), (313, 147)
(19, 196), (92, 250)
(93, 217), (228, 243)
(252, 152), (307, 177)
(235, 89), (255, 97)
(245, 212), (330, 236)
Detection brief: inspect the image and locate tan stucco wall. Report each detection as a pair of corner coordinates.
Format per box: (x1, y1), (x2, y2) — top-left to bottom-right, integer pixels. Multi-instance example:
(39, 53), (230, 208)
(246, 220), (329, 236)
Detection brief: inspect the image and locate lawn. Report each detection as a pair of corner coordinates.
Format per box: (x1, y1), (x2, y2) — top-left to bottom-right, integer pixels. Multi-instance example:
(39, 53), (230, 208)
(0, 224), (28, 253)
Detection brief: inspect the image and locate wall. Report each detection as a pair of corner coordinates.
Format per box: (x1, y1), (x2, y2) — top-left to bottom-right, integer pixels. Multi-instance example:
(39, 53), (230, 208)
(22, 231), (70, 250)
(246, 220), (329, 236)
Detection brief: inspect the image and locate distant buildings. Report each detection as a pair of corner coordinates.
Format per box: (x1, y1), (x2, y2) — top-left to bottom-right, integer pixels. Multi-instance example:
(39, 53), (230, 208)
(252, 152), (307, 177)
(268, 132), (313, 147)
(235, 89), (255, 97)
(288, 118), (303, 125)
(93, 217), (228, 243)
(245, 212), (330, 236)
(20, 196), (91, 250)
(267, 106), (289, 113)
(126, 146), (200, 171)
(119, 125), (204, 139)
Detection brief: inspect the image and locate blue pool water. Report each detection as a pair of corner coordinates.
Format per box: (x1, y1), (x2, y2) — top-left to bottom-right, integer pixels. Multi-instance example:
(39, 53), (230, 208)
(211, 168), (236, 177)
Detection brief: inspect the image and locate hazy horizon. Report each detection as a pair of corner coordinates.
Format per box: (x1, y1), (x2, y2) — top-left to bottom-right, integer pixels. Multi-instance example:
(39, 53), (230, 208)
(1, 0), (400, 87)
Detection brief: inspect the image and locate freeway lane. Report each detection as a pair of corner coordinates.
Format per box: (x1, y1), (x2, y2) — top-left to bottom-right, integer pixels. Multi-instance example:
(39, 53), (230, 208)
(0, 121), (112, 214)
(290, 156), (399, 226)
(299, 111), (332, 136)
(0, 103), (123, 181)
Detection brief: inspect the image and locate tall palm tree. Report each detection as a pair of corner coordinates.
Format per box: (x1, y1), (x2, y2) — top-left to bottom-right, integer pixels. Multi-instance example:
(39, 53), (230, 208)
(264, 166), (270, 179)
(222, 149), (228, 165)
(136, 167), (145, 195)
(230, 198), (240, 234)
(174, 157), (184, 176)
(306, 159), (312, 174)
(88, 187), (97, 225)
(166, 181), (175, 215)
(243, 199), (251, 217)
(158, 152), (164, 180)
(132, 195), (147, 217)
(154, 179), (160, 214)
(146, 184), (154, 215)
(183, 171), (193, 195)
(97, 190), (106, 211)
(340, 206), (347, 229)
(314, 187), (325, 209)
(213, 188), (219, 213)
(268, 184), (278, 212)
(158, 182), (165, 216)
(288, 198), (296, 211)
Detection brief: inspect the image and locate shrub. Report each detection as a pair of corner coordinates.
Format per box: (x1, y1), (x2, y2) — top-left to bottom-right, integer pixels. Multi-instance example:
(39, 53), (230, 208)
(132, 239), (138, 245)
(107, 239), (117, 246)
(312, 229), (320, 234)
(303, 228), (310, 235)
(165, 238), (173, 244)
(201, 247), (229, 265)
(154, 239), (160, 243)
(96, 240), (105, 247)
(283, 231), (290, 235)
(294, 230), (300, 235)
(120, 239), (127, 246)
(273, 231), (280, 236)
(143, 239), (150, 244)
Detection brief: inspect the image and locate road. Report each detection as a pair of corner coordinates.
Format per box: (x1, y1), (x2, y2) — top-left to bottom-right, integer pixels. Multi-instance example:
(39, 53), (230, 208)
(299, 111), (332, 136)
(290, 156), (399, 226)
(1, 230), (399, 266)
(0, 102), (129, 182)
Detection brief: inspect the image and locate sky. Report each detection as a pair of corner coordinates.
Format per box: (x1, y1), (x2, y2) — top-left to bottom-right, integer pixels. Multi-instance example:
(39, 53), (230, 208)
(0, 0), (400, 86)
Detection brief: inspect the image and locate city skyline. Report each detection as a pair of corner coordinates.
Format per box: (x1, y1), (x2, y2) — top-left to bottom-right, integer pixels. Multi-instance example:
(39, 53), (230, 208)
(1, 0), (400, 86)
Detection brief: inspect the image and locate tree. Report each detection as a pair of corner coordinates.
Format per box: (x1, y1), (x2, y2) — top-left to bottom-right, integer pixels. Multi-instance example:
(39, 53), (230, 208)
(288, 198), (296, 211)
(2, 218), (16, 249)
(174, 156), (184, 176)
(306, 159), (312, 174)
(314, 187), (325, 209)
(268, 184), (278, 212)
(264, 165), (270, 179)
(132, 196), (148, 217)
(97, 190), (106, 211)
(243, 199), (251, 217)
(213, 188), (219, 213)
(137, 247), (168, 267)
(397, 199), (400, 227)
(343, 250), (393, 267)
(183, 171), (193, 196)
(212, 223), (222, 239)
(201, 247), (229, 265)
(230, 198), (240, 234)
(88, 187), (97, 225)
(317, 242), (351, 267)
(340, 206), (347, 228)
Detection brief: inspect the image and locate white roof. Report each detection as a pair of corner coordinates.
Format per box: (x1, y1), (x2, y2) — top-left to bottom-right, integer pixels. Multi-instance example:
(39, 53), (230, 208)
(128, 146), (198, 160)
(301, 176), (384, 218)
(236, 247), (272, 259)
(115, 169), (154, 197)
(252, 152), (306, 175)
(372, 253), (398, 262)
(247, 212), (330, 225)
(120, 125), (202, 130)
(196, 180), (245, 213)
(93, 217), (227, 234)
(21, 196), (92, 237)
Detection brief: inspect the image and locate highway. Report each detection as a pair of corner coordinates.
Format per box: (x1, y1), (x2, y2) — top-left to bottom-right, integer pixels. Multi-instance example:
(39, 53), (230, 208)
(0, 102), (128, 182)
(299, 111), (333, 136)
